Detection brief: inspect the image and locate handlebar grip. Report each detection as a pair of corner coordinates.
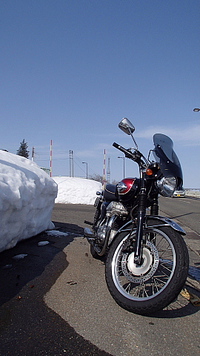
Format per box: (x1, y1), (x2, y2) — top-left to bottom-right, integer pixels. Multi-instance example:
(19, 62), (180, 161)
(113, 142), (121, 149)
(112, 142), (133, 159)
(113, 142), (146, 167)
(113, 142), (127, 152)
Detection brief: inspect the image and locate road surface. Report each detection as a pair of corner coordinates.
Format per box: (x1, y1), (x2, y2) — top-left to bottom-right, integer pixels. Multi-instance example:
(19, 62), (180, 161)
(159, 195), (200, 235)
(0, 198), (199, 355)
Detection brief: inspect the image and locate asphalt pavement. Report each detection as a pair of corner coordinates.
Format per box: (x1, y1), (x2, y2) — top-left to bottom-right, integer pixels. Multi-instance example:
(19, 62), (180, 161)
(0, 202), (199, 356)
(159, 196), (200, 285)
(0, 206), (112, 356)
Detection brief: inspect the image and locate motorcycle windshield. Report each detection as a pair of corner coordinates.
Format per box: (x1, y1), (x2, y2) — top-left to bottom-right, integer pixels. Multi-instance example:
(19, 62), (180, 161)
(153, 133), (183, 188)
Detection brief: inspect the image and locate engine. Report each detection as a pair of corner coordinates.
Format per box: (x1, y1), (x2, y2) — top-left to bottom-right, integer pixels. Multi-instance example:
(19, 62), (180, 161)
(96, 201), (129, 245)
(106, 201), (129, 217)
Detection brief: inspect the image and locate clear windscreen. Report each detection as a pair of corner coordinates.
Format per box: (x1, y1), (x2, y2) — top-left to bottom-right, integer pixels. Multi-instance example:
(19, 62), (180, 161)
(153, 133), (183, 189)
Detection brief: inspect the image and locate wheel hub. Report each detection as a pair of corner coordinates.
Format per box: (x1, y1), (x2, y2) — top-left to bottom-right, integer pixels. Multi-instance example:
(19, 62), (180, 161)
(121, 241), (159, 283)
(127, 247), (153, 275)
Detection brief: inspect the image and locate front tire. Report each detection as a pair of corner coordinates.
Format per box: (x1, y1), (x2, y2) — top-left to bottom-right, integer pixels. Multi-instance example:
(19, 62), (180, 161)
(105, 220), (189, 315)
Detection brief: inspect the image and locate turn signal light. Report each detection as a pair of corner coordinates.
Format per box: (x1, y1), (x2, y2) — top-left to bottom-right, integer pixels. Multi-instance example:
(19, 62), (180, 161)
(146, 168), (153, 176)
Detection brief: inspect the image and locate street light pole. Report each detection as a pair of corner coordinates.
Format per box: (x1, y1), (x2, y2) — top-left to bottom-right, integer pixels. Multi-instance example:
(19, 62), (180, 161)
(193, 108), (200, 112)
(118, 156), (126, 178)
(82, 161), (89, 179)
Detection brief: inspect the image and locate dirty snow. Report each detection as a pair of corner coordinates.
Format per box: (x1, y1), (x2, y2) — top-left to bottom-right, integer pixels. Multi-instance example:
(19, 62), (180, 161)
(0, 150), (57, 252)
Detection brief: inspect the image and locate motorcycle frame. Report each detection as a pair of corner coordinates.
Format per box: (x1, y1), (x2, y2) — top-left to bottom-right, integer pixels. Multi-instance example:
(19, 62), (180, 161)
(131, 158), (160, 265)
(133, 168), (148, 265)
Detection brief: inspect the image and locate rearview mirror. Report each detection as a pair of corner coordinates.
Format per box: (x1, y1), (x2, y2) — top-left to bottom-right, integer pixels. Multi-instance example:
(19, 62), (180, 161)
(118, 118), (135, 135)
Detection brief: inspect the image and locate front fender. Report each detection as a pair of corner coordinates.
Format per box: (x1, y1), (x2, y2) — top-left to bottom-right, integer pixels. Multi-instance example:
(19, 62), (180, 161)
(114, 215), (186, 236)
(108, 215), (185, 247)
(146, 215), (186, 235)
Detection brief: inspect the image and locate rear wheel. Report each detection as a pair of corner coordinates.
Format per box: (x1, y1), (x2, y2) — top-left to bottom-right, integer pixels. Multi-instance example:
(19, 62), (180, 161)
(105, 220), (189, 315)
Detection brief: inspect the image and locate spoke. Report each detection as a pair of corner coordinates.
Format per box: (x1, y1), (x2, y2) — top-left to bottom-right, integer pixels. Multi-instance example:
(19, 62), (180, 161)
(159, 263), (173, 274)
(142, 287), (150, 298)
(152, 276), (166, 287)
(157, 264), (172, 277)
(151, 279), (160, 293)
(160, 258), (173, 265)
(124, 282), (132, 292)
(154, 273), (171, 280)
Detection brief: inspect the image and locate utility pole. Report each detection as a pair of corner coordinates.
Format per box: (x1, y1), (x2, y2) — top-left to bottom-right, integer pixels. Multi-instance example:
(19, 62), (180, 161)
(50, 140), (53, 177)
(103, 149), (106, 186)
(107, 157), (110, 183)
(69, 150), (74, 177)
(82, 161), (89, 179)
(31, 147), (35, 161)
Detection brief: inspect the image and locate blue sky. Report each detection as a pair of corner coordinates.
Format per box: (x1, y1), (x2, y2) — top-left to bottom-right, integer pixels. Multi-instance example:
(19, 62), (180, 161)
(1, 0), (200, 187)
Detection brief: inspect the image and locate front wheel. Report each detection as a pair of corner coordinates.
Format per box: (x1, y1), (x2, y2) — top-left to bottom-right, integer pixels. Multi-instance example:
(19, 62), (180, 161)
(105, 221), (189, 315)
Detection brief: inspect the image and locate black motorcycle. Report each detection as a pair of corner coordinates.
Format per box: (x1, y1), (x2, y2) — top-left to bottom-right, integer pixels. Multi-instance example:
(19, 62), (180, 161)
(84, 118), (189, 315)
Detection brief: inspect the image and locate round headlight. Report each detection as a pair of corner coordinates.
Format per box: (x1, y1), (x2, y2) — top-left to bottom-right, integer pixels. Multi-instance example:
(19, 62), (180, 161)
(157, 177), (176, 197)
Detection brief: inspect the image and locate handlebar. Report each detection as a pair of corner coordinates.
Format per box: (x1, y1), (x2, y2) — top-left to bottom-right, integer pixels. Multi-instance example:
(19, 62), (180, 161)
(113, 142), (134, 159)
(113, 142), (147, 168)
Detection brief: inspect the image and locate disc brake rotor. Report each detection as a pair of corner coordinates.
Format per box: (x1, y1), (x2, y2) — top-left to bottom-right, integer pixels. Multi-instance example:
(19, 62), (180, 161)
(121, 241), (159, 283)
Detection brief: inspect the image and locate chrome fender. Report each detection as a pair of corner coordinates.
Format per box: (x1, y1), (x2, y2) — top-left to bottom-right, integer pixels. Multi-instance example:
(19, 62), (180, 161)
(146, 216), (186, 235)
(116, 215), (186, 236)
(108, 215), (185, 247)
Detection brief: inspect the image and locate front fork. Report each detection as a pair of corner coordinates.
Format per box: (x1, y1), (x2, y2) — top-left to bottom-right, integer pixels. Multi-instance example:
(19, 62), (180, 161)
(134, 174), (158, 265)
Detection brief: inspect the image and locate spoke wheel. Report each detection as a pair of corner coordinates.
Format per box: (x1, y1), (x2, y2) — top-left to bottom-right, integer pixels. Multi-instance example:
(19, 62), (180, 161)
(105, 220), (189, 315)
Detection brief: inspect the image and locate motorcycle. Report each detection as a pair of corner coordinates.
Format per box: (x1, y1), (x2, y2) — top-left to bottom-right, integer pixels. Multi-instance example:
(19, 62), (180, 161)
(84, 118), (189, 315)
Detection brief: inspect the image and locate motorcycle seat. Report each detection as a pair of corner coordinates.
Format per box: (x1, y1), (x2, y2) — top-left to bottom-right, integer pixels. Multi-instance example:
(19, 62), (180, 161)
(103, 184), (118, 202)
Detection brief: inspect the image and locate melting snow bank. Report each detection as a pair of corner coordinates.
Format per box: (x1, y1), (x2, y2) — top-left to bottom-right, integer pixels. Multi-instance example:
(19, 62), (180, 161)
(0, 150), (58, 252)
(53, 177), (102, 205)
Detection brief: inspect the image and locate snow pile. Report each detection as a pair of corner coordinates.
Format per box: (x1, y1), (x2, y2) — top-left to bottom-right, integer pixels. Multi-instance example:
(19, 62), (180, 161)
(186, 189), (200, 197)
(53, 177), (102, 205)
(0, 150), (58, 252)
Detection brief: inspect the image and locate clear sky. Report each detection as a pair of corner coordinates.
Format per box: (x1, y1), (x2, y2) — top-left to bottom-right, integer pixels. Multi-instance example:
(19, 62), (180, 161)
(1, 0), (200, 188)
